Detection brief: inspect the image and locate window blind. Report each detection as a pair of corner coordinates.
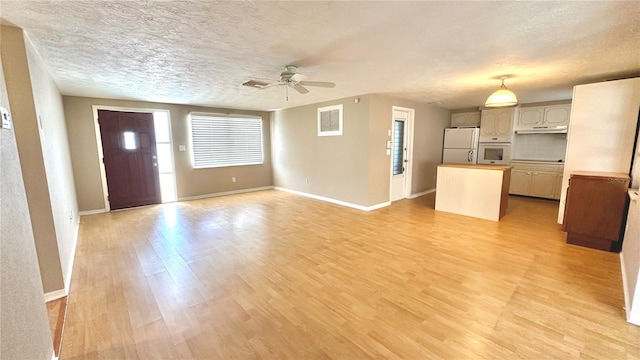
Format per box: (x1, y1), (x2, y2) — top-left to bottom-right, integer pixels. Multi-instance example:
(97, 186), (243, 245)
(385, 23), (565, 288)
(189, 115), (263, 169)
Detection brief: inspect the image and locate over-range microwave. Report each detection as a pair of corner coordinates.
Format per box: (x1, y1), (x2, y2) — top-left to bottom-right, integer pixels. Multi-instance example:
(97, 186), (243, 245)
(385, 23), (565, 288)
(478, 143), (511, 165)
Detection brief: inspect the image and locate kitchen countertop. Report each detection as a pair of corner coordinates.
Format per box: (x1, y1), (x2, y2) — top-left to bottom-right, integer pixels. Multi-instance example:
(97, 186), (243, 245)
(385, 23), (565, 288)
(510, 159), (565, 165)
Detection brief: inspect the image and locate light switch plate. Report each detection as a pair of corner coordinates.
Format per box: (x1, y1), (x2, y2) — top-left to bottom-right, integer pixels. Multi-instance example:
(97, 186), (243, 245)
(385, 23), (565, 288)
(179, 145), (186, 151)
(1, 107), (12, 129)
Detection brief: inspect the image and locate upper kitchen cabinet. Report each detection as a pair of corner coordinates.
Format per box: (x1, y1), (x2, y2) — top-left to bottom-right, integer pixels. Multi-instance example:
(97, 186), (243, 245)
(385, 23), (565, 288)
(516, 104), (571, 131)
(480, 107), (518, 142)
(451, 111), (480, 127)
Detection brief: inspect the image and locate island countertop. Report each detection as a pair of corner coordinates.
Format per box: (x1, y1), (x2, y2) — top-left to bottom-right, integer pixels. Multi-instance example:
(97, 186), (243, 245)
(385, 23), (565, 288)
(438, 164), (512, 171)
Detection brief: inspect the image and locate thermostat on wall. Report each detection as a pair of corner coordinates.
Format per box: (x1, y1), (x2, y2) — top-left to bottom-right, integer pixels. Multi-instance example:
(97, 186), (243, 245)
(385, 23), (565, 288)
(1, 107), (11, 129)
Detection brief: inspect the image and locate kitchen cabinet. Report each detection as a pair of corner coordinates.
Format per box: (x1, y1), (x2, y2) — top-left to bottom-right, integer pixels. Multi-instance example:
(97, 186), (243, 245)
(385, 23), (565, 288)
(451, 111), (480, 127)
(563, 171), (630, 252)
(552, 173), (563, 199)
(480, 107), (517, 142)
(508, 161), (564, 200)
(530, 171), (557, 198)
(516, 104), (570, 130)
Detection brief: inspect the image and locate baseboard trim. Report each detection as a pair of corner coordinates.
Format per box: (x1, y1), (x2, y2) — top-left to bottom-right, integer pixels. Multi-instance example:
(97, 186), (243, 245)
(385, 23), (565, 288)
(63, 221), (80, 294)
(79, 208), (106, 216)
(44, 289), (66, 303)
(630, 310), (640, 326)
(178, 186), (274, 202)
(275, 187), (390, 211)
(366, 201), (392, 211)
(407, 188), (436, 199)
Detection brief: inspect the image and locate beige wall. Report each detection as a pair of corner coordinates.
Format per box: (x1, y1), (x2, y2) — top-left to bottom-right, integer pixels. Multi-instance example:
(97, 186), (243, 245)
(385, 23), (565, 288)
(369, 94), (450, 201)
(63, 96), (273, 211)
(272, 94), (450, 207)
(1, 25), (67, 293)
(1, 47), (54, 360)
(272, 95), (372, 206)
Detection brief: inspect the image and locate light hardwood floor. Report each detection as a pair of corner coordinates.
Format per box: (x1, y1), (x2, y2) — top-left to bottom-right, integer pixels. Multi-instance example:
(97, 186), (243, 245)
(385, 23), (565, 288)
(61, 190), (640, 359)
(46, 296), (67, 357)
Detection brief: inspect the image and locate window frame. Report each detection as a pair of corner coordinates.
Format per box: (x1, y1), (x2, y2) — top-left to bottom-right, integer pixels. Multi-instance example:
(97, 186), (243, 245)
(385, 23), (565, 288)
(188, 113), (264, 169)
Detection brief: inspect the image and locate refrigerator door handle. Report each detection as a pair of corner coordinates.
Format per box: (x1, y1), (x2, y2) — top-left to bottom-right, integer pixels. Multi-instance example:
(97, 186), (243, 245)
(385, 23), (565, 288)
(468, 150), (473, 162)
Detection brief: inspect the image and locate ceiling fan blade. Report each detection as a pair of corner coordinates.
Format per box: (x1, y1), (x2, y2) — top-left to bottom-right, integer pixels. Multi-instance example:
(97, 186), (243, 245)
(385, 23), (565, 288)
(298, 81), (336, 88)
(293, 84), (309, 94)
(259, 82), (285, 89)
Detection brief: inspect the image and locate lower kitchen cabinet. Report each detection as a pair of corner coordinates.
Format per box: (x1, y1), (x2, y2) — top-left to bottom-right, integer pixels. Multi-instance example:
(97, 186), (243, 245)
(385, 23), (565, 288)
(508, 162), (564, 200)
(530, 171), (556, 198)
(509, 169), (531, 195)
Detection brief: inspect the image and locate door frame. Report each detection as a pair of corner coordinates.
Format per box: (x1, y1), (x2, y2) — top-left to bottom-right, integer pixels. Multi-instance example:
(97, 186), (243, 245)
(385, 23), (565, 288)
(92, 105), (176, 211)
(389, 106), (415, 201)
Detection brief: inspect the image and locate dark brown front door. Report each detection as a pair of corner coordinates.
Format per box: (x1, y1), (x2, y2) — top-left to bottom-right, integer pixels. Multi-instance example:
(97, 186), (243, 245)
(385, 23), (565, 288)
(98, 110), (161, 210)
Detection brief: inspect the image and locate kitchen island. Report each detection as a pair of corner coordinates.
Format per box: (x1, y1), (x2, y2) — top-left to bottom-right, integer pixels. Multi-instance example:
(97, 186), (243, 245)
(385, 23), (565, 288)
(435, 164), (512, 221)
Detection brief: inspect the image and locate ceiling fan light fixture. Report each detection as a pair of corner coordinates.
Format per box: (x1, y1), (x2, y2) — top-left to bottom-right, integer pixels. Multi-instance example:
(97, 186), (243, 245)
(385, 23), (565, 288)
(485, 79), (518, 107)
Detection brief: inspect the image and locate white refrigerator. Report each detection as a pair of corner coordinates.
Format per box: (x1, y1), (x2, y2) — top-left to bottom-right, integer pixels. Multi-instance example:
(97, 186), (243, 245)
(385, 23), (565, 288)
(442, 127), (479, 164)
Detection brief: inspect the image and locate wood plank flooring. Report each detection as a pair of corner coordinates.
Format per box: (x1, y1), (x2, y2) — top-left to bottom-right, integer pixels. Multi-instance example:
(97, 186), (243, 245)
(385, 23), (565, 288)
(61, 190), (640, 359)
(46, 296), (67, 357)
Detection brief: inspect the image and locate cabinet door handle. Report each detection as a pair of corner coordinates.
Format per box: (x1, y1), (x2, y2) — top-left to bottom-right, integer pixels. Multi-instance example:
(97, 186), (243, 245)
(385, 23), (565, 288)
(527, 172), (531, 175)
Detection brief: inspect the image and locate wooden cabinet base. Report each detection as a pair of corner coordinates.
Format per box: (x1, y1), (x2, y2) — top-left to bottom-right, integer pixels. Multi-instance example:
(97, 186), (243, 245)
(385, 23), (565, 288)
(566, 232), (622, 252)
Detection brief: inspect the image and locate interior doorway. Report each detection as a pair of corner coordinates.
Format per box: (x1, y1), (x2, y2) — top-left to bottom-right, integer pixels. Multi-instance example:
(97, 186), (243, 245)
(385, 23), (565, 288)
(97, 110), (162, 210)
(390, 107), (415, 202)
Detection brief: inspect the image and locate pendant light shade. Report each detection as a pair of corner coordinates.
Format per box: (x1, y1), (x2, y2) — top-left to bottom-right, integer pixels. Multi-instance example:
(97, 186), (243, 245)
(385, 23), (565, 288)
(485, 79), (518, 107)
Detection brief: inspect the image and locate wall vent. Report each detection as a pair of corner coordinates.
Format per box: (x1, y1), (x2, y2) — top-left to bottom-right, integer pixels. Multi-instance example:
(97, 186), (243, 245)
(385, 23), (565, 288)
(241, 80), (270, 89)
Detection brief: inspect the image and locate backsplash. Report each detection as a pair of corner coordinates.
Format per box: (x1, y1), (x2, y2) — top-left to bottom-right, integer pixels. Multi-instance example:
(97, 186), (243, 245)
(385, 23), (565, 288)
(512, 133), (567, 161)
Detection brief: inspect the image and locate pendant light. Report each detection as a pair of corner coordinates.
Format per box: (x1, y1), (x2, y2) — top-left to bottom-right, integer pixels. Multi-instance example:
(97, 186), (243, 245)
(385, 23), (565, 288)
(485, 79), (518, 107)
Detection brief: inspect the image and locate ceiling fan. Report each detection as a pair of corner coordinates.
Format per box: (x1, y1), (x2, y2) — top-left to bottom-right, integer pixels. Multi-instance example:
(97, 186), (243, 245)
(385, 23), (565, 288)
(242, 65), (336, 100)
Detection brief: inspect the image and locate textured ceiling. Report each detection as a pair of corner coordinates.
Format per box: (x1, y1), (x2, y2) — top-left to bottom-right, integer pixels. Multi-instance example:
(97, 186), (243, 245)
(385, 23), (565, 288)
(1, 1), (639, 111)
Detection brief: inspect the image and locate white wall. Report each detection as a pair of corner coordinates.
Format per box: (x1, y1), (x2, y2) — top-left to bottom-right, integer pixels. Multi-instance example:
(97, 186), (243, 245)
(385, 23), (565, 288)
(1, 50), (54, 360)
(2, 25), (80, 295)
(622, 192), (639, 325)
(1, 25), (65, 293)
(25, 31), (79, 292)
(558, 78), (640, 223)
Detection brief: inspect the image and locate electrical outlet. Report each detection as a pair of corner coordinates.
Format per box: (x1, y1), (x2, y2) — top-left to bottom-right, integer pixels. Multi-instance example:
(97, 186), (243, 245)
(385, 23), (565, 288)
(305, 178), (310, 184)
